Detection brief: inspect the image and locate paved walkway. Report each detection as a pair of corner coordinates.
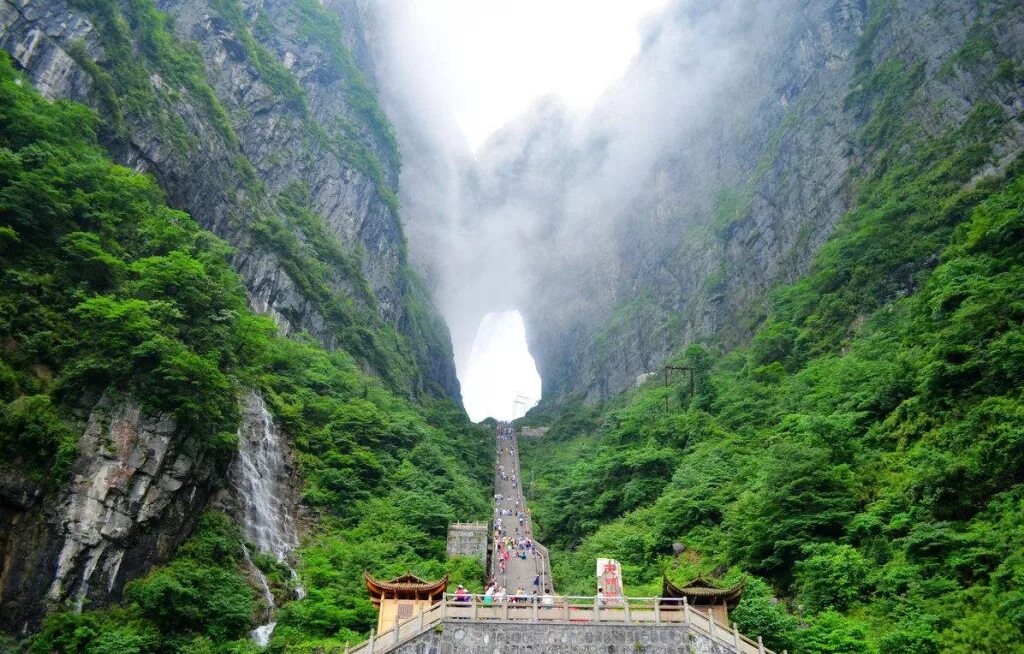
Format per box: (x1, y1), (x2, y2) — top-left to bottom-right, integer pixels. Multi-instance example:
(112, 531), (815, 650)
(490, 424), (551, 599)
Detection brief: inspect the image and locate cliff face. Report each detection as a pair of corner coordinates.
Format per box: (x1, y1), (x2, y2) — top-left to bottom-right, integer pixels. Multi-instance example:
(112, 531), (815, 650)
(0, 0), (457, 633)
(0, 393), (217, 632)
(0, 0), (459, 400)
(541, 0), (1024, 402)
(435, 0), (1024, 403)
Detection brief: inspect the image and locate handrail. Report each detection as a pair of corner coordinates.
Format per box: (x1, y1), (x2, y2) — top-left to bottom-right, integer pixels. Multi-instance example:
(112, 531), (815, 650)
(345, 595), (778, 654)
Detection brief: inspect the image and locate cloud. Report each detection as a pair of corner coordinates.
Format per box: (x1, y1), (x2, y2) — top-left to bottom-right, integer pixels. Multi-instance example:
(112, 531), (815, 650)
(370, 0), (795, 398)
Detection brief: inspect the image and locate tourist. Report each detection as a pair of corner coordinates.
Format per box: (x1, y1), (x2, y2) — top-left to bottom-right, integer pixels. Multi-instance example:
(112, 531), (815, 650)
(483, 585), (495, 604)
(454, 584), (470, 604)
(495, 586), (506, 603)
(533, 574), (540, 590)
(542, 588), (554, 607)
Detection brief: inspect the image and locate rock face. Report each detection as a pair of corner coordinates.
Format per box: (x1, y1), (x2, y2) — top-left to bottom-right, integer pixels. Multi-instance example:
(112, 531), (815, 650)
(0, 0), (460, 399)
(0, 0), (458, 633)
(515, 0), (1024, 402)
(0, 394), (217, 633)
(388, 0), (1024, 403)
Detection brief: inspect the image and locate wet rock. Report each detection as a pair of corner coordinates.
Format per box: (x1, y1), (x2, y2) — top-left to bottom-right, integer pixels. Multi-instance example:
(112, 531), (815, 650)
(0, 394), (217, 633)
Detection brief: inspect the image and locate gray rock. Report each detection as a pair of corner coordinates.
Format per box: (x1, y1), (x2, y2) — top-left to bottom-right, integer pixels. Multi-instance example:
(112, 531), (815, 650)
(0, 394), (216, 633)
(0, 0), (460, 399)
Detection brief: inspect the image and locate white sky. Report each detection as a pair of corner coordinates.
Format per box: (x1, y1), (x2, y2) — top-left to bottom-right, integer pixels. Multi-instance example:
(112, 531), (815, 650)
(461, 311), (541, 422)
(402, 0), (671, 149)
(395, 1), (671, 418)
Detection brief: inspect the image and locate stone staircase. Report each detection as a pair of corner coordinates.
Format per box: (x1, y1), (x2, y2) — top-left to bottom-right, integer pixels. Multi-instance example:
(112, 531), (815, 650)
(346, 594), (782, 654)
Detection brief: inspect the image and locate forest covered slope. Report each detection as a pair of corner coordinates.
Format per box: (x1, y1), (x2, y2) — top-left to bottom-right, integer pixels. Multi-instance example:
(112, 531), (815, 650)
(0, 0), (492, 650)
(518, 15), (1024, 651)
(2, 0), (1024, 652)
(0, 0), (459, 399)
(461, 0), (1024, 404)
(0, 51), (492, 651)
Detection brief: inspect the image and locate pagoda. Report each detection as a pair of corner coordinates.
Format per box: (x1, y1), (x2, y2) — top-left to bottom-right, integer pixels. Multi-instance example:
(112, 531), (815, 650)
(659, 576), (745, 623)
(364, 571), (449, 633)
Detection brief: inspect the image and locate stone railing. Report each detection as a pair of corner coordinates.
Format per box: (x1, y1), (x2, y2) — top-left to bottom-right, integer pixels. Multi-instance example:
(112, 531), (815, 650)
(346, 595), (783, 654)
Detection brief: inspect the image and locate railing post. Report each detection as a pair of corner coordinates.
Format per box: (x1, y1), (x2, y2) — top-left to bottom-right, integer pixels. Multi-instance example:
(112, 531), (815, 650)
(471, 593), (478, 620)
(594, 597), (601, 623)
(367, 629), (375, 654)
(758, 635), (766, 653)
(708, 608), (714, 638)
(417, 607), (424, 631)
(532, 599), (539, 622)
(654, 599), (661, 625)
(344, 642), (350, 654)
(733, 623), (741, 651)
(394, 611), (400, 644)
(440, 596), (447, 619)
(683, 597), (690, 627)
(624, 598), (631, 624)
(502, 599), (509, 621)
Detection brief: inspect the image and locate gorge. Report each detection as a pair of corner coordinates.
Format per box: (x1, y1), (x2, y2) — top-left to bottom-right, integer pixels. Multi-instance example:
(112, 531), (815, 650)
(1, 1), (1023, 653)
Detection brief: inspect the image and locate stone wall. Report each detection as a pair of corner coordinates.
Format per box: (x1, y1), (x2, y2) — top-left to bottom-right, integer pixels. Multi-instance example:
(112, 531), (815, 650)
(389, 621), (737, 654)
(446, 522), (488, 567)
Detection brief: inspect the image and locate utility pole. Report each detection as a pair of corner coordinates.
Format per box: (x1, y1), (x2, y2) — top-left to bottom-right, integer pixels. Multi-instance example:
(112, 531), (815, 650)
(512, 395), (530, 420)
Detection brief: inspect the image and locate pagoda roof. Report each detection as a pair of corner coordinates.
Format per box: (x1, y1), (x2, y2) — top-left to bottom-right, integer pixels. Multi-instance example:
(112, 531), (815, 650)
(364, 571), (449, 606)
(660, 576), (745, 607)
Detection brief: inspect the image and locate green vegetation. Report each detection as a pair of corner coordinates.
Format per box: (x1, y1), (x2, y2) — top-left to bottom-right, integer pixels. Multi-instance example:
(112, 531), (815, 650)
(519, 10), (1024, 652)
(62, 0), (423, 389)
(29, 513), (259, 654)
(288, 0), (401, 169)
(68, 0), (237, 148)
(0, 53), (489, 652)
(208, 0), (305, 106)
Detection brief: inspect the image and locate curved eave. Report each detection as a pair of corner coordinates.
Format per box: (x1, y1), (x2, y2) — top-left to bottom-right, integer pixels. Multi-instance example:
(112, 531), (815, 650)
(660, 576), (745, 607)
(364, 571), (449, 605)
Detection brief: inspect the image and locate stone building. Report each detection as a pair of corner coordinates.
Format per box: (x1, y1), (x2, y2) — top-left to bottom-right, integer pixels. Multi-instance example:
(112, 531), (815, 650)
(446, 522), (489, 566)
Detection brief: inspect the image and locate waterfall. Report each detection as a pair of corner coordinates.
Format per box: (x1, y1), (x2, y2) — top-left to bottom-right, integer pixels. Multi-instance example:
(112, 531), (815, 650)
(233, 391), (302, 647)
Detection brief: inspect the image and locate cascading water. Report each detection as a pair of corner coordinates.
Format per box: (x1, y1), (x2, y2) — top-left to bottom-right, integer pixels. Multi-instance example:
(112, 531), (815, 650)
(233, 391), (302, 647)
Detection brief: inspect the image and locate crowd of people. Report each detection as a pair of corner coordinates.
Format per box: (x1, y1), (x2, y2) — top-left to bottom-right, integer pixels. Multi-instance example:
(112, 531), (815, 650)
(452, 582), (555, 606)
(490, 423), (550, 592)
(444, 424), (563, 613)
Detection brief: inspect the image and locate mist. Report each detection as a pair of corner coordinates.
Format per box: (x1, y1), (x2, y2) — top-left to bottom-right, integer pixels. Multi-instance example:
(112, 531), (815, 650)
(369, 0), (797, 406)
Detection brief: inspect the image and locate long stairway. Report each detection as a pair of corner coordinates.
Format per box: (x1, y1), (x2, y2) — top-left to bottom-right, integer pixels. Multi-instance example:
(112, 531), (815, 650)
(345, 424), (779, 653)
(491, 423), (552, 596)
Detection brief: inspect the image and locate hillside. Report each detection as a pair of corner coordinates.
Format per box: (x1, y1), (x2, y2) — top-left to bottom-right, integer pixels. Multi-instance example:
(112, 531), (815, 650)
(2, 0), (1023, 653)
(405, 0), (1024, 403)
(518, 20), (1024, 653)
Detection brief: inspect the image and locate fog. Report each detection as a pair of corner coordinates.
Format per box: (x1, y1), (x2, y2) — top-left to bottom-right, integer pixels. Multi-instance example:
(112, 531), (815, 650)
(370, 0), (794, 413)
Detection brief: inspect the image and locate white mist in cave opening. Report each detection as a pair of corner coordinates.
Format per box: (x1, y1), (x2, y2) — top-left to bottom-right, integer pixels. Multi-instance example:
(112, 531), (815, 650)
(461, 311), (541, 422)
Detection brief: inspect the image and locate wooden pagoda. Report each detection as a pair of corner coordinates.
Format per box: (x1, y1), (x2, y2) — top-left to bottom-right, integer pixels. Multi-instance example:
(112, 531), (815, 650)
(659, 576), (745, 623)
(364, 571), (448, 633)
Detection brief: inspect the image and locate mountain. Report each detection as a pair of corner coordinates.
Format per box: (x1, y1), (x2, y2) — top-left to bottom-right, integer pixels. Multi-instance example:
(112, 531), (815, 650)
(2, 0), (1024, 652)
(1, 0), (459, 400)
(0, 0), (489, 645)
(401, 0), (1024, 404)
